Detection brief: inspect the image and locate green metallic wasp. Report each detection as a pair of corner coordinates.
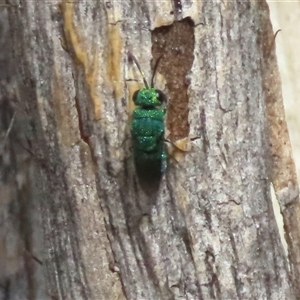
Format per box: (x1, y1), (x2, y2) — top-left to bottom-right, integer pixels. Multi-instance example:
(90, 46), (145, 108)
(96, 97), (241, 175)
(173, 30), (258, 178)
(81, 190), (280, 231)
(129, 52), (167, 177)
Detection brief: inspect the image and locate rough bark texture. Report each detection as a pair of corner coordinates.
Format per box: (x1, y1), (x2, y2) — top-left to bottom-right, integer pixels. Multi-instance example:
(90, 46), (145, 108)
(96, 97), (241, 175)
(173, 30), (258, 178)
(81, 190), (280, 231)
(0, 0), (299, 299)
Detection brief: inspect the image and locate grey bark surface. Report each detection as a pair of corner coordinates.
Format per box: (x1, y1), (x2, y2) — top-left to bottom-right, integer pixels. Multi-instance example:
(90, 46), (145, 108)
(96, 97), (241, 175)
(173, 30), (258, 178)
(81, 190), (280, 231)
(0, 0), (298, 299)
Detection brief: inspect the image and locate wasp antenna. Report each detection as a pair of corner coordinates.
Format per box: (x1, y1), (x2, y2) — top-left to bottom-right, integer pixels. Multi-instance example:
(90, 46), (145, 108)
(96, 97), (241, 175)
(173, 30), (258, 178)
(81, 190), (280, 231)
(151, 55), (162, 88)
(128, 52), (149, 89)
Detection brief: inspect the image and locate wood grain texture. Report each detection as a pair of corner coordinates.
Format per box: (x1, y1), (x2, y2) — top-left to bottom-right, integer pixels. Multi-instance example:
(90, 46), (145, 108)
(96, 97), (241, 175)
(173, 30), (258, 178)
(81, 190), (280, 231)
(1, 0), (298, 299)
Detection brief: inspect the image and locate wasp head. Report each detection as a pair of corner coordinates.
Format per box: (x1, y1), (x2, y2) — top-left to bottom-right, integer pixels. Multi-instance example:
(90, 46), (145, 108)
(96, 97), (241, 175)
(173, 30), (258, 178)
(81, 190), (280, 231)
(133, 88), (165, 107)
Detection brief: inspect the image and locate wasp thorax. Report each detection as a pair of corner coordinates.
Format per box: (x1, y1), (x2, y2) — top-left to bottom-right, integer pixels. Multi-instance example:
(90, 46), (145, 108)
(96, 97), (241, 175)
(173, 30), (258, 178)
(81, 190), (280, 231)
(133, 88), (163, 107)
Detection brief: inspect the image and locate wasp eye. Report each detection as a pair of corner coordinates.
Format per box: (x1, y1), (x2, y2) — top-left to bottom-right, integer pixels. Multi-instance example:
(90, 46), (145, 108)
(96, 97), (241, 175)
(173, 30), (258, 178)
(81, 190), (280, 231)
(155, 89), (166, 104)
(132, 90), (139, 104)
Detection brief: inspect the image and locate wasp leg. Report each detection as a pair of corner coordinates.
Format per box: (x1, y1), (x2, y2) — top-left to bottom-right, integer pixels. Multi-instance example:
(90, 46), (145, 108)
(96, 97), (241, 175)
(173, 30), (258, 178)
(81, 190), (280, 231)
(165, 136), (201, 163)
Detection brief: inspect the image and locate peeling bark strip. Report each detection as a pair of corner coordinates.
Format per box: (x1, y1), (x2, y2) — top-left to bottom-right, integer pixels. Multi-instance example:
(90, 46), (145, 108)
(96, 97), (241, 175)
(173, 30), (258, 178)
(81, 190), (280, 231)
(258, 1), (300, 296)
(2, 0), (298, 299)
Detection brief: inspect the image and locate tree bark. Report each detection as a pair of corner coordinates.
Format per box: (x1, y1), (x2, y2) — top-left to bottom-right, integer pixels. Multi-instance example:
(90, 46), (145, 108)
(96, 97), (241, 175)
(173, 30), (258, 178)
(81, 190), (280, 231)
(1, 0), (299, 299)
